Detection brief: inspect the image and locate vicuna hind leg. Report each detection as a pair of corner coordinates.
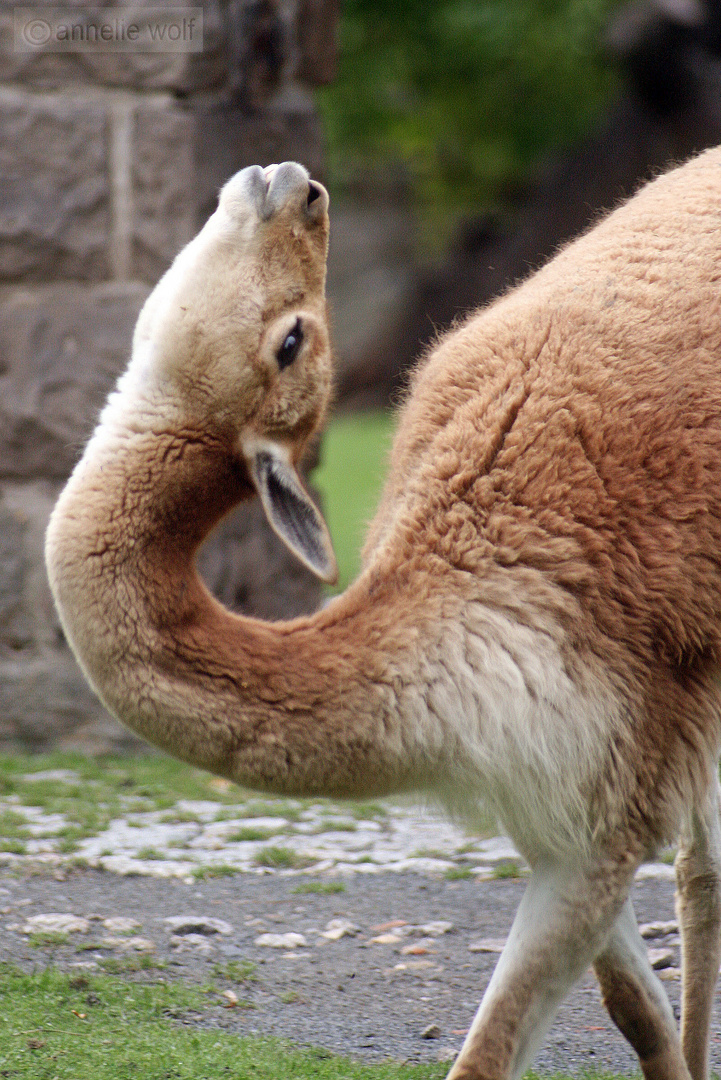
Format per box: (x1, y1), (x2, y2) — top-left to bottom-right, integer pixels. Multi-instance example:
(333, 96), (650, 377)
(675, 776), (721, 1080)
(445, 856), (637, 1080)
(594, 898), (690, 1080)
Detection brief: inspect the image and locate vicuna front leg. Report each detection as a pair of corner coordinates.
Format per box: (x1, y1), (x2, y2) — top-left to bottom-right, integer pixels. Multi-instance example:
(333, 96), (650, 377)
(675, 777), (721, 1080)
(594, 898), (690, 1080)
(446, 857), (637, 1080)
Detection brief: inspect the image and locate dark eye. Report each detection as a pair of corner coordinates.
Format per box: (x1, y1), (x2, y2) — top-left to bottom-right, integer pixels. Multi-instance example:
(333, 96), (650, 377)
(277, 319), (303, 371)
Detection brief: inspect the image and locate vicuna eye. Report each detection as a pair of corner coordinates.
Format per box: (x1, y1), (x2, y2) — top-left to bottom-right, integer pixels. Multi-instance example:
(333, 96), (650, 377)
(277, 319), (303, 371)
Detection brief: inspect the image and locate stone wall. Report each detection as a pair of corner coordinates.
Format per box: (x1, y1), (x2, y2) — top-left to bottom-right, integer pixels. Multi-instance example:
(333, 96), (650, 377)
(0, 0), (338, 752)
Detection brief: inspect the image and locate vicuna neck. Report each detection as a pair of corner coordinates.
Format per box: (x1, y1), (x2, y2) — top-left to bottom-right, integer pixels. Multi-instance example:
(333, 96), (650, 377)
(46, 415), (434, 798)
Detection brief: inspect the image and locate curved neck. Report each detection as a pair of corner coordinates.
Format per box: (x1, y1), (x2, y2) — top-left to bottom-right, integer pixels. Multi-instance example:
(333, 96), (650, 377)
(46, 424), (438, 798)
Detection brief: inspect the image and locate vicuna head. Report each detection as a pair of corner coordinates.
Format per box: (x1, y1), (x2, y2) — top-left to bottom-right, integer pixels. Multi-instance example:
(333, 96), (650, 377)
(124, 160), (336, 580)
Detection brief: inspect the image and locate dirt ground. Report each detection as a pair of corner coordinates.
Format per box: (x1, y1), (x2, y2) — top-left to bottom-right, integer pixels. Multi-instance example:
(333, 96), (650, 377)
(2, 866), (720, 1074)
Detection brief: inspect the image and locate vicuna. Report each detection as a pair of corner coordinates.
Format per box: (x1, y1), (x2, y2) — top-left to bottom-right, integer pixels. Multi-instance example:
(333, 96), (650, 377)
(46, 153), (721, 1080)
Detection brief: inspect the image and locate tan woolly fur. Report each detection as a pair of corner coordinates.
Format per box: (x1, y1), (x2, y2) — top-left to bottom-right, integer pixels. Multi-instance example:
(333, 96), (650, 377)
(46, 153), (721, 1080)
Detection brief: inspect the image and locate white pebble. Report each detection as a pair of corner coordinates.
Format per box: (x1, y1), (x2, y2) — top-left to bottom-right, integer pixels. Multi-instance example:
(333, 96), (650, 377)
(22, 913), (89, 934)
(255, 932), (308, 949)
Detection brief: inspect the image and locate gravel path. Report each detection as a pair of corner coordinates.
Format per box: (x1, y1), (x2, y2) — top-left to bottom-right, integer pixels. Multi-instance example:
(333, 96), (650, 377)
(1, 777), (719, 1074)
(2, 864), (720, 1075)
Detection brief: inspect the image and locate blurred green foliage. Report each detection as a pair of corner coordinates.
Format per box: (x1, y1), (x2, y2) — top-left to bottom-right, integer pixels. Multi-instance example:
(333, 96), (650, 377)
(316, 0), (621, 246)
(312, 410), (395, 591)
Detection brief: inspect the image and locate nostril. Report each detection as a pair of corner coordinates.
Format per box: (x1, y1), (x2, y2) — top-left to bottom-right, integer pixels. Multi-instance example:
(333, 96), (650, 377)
(307, 182), (321, 208)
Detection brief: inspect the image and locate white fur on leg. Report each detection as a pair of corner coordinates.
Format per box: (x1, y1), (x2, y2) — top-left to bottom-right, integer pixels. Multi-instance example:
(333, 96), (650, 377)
(676, 777), (721, 1080)
(447, 859), (636, 1080)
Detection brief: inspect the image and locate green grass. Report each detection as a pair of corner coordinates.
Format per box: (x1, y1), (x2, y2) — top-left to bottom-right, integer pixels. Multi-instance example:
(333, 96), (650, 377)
(0, 808), (31, 837)
(99, 954), (166, 974)
(0, 752), (308, 837)
(0, 750), (400, 856)
(28, 932), (70, 948)
(254, 846), (314, 870)
(228, 826), (282, 841)
(312, 410), (396, 592)
(136, 846), (166, 861)
(492, 861), (522, 880)
(350, 802), (389, 820)
(316, 820), (358, 833)
(411, 848), (449, 860)
(212, 960), (258, 984)
(444, 867), (473, 881)
(292, 881), (346, 895)
(191, 864), (239, 880)
(0, 964), (449, 1080)
(0, 837), (27, 853)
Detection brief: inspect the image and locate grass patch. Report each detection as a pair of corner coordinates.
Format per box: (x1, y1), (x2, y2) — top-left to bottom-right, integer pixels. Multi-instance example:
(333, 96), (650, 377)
(0, 753), (410, 856)
(136, 847), (166, 861)
(160, 809), (202, 824)
(312, 410), (395, 592)
(0, 808), (31, 838)
(99, 955), (166, 974)
(243, 801), (304, 821)
(0, 964), (449, 1079)
(492, 862), (522, 880)
(316, 820), (358, 833)
(28, 932), (70, 948)
(0, 837), (27, 854)
(411, 849), (449, 861)
(292, 881), (346, 895)
(228, 827), (281, 842)
(349, 802), (388, 820)
(212, 959), (257, 984)
(444, 867), (473, 881)
(0, 753), (317, 844)
(254, 846), (313, 870)
(55, 825), (89, 854)
(191, 864), (238, 880)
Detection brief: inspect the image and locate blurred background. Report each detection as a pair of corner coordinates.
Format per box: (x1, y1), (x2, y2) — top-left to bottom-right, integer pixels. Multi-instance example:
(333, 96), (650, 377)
(1, 0), (720, 754)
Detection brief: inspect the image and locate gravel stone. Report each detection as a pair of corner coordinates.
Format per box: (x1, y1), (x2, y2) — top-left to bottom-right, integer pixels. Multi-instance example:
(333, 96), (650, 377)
(648, 947), (676, 970)
(639, 920), (679, 939)
(163, 916), (233, 936)
(468, 937), (507, 953)
(21, 913), (89, 934)
(102, 916), (141, 933)
(255, 932), (308, 949)
(320, 918), (359, 940)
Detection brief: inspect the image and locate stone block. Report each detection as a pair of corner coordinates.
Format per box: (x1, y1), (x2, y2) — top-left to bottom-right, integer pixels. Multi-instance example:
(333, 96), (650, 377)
(0, 500), (27, 648)
(197, 493), (325, 621)
(0, 282), (150, 478)
(0, 472), (323, 753)
(0, 480), (73, 654)
(0, 88), (110, 281)
(132, 101), (197, 282)
(0, 651), (144, 753)
(0, 477), (142, 753)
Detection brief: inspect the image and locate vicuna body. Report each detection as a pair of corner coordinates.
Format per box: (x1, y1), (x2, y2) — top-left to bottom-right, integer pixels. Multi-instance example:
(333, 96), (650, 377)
(46, 153), (721, 1080)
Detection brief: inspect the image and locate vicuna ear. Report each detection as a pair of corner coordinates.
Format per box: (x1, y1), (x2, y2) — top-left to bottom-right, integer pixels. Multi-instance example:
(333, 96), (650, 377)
(247, 444), (338, 584)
